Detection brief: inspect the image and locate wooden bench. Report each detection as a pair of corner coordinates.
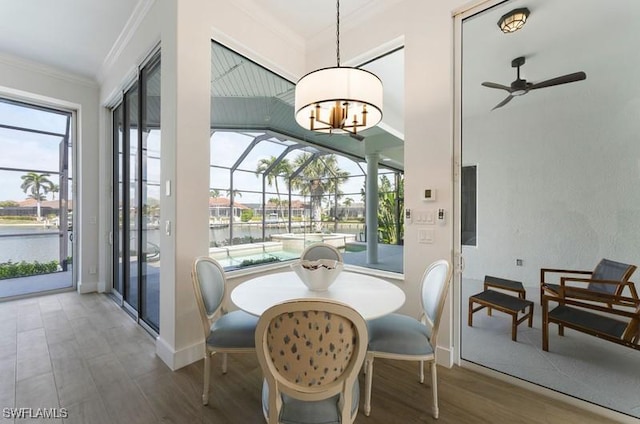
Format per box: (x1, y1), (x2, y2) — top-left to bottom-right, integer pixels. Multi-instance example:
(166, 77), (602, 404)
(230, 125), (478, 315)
(468, 289), (534, 342)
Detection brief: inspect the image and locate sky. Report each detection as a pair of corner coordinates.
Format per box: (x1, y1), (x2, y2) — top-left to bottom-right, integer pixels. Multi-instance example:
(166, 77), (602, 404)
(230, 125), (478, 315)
(0, 103), (396, 206)
(0, 102), (69, 202)
(209, 131), (392, 205)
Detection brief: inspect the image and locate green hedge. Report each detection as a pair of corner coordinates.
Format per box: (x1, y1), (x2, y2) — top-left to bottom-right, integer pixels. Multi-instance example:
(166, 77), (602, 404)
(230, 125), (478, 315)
(239, 257), (280, 267)
(0, 260), (59, 280)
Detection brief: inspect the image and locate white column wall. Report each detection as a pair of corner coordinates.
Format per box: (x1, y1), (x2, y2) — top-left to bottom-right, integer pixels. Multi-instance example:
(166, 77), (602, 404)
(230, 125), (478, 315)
(0, 55), (100, 294)
(306, 0), (467, 366)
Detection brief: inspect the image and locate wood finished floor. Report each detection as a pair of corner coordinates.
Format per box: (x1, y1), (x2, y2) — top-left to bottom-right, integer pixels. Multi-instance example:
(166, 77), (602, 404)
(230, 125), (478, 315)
(0, 291), (623, 423)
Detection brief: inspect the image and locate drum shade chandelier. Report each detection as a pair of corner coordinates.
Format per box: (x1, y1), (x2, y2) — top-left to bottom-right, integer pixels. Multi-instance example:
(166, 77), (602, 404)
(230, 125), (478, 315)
(497, 7), (530, 33)
(294, 0), (383, 136)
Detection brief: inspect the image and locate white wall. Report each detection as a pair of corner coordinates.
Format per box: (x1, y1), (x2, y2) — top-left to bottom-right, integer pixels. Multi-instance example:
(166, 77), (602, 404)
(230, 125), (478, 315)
(0, 54), (100, 294)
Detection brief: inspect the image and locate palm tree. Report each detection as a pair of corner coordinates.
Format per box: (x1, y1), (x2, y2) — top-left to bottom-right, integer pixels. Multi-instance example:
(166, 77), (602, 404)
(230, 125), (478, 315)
(255, 156), (292, 220)
(226, 189), (242, 199)
(20, 172), (54, 220)
(209, 189), (221, 198)
(289, 153), (348, 232)
(49, 184), (59, 201)
(343, 197), (354, 219)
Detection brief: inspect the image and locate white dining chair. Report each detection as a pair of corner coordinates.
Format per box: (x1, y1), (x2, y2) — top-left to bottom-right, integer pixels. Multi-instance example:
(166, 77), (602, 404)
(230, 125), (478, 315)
(191, 256), (258, 405)
(364, 259), (452, 419)
(300, 242), (343, 262)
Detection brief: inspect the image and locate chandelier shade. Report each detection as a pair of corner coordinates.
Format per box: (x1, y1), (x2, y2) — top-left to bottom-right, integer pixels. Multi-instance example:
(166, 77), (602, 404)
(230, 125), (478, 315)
(294, 66), (383, 135)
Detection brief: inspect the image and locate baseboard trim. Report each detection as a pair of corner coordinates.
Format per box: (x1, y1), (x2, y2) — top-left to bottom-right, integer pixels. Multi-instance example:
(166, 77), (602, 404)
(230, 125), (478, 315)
(156, 337), (204, 371)
(77, 280), (98, 294)
(97, 280), (107, 293)
(436, 345), (454, 368)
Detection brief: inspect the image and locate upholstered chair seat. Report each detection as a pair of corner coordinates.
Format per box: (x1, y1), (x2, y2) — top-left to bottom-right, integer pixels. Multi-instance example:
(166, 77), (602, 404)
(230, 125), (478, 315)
(261, 380), (359, 424)
(367, 313), (433, 356)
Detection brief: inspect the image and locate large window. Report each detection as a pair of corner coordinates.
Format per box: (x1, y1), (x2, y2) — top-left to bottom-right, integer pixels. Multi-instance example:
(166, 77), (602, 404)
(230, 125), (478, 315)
(210, 42), (404, 273)
(0, 97), (73, 298)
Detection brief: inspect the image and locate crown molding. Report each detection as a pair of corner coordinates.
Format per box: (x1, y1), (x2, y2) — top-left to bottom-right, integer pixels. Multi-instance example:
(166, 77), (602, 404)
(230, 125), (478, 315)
(0, 52), (97, 88)
(97, 0), (156, 84)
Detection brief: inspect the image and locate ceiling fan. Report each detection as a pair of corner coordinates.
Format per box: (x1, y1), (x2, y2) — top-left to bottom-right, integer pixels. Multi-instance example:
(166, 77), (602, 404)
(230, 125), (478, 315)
(482, 56), (586, 110)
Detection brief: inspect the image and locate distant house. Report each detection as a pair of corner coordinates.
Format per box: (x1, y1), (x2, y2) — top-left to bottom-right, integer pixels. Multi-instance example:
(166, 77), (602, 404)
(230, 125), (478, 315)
(209, 197), (248, 221)
(0, 199), (73, 218)
(248, 199), (309, 219)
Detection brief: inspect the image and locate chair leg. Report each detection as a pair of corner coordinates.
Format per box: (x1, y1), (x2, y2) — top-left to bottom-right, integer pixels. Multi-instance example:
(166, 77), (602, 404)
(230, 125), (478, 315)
(222, 352), (228, 374)
(430, 361), (439, 419)
(419, 360), (424, 383)
(203, 352), (211, 405)
(364, 353), (374, 416)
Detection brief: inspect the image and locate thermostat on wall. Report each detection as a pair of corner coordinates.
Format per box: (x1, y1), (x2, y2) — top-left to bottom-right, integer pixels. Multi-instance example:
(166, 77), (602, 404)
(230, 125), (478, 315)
(423, 188), (436, 201)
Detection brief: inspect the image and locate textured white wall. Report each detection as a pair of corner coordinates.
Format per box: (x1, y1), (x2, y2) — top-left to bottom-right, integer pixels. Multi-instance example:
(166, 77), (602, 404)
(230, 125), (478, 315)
(461, 5), (640, 289)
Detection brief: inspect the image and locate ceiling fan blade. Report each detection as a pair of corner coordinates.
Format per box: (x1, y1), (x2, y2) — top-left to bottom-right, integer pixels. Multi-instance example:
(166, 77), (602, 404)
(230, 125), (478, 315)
(482, 82), (512, 92)
(492, 95), (514, 110)
(528, 71), (586, 90)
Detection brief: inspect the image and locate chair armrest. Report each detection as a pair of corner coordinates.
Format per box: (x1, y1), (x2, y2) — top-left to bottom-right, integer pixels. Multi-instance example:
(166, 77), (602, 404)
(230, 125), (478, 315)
(560, 276), (623, 286)
(540, 268), (591, 284)
(555, 282), (640, 307)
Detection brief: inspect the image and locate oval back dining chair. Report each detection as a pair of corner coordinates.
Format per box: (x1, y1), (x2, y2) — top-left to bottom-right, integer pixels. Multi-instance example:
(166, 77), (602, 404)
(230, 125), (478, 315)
(364, 259), (452, 419)
(191, 256), (258, 405)
(300, 242), (343, 263)
(255, 299), (367, 424)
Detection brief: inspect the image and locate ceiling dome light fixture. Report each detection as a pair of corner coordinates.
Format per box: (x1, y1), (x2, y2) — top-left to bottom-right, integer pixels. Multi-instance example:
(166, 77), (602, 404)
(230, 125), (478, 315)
(294, 0), (383, 136)
(497, 7), (530, 33)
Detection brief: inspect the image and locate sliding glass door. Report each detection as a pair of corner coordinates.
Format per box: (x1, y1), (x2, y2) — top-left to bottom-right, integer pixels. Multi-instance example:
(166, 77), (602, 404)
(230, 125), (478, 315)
(0, 97), (74, 298)
(112, 51), (161, 332)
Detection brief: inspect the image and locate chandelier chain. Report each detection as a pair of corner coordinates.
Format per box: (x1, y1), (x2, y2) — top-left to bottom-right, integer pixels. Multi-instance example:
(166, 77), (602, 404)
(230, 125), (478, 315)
(336, 0), (340, 67)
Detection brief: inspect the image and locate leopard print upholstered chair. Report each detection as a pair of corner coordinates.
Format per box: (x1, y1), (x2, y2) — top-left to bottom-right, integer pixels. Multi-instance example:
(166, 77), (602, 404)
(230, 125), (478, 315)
(255, 299), (367, 424)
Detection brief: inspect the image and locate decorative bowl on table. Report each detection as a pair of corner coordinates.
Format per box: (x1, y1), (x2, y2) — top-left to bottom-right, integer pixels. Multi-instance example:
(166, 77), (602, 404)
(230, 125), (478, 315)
(290, 259), (344, 291)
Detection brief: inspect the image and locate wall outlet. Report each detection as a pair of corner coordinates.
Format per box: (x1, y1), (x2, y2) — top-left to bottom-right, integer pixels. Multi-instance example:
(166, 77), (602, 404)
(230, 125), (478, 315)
(515, 259), (523, 266)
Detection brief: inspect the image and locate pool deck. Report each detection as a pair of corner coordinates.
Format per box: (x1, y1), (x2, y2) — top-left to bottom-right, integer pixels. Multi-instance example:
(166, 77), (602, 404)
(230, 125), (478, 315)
(343, 242), (403, 274)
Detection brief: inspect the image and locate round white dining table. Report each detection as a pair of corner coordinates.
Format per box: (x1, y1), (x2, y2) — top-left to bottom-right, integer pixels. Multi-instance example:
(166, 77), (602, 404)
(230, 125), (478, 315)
(231, 270), (405, 320)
